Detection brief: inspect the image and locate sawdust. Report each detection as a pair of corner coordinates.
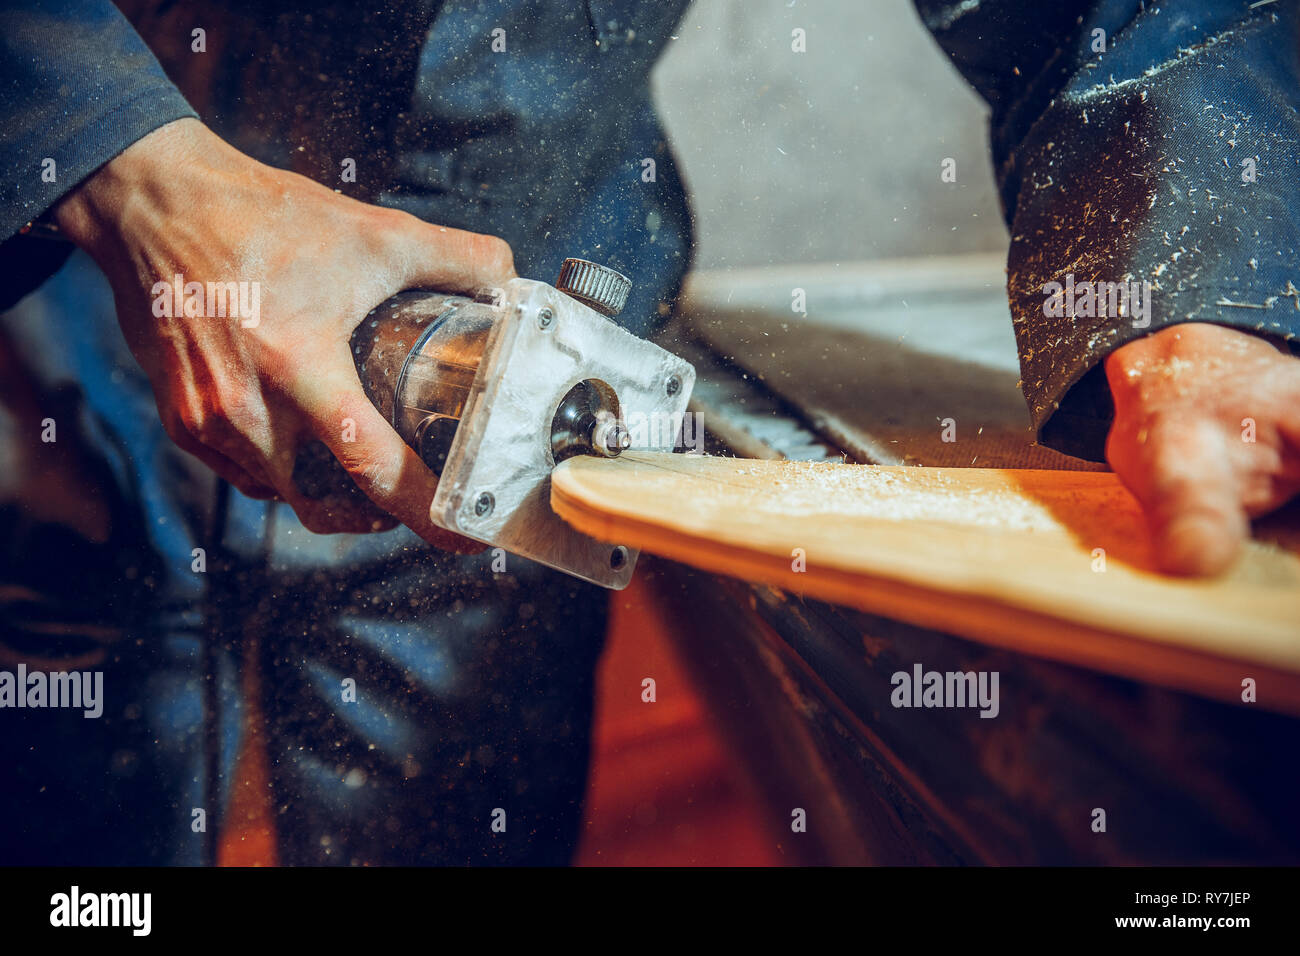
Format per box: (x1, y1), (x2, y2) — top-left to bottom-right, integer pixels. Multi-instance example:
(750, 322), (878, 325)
(702, 458), (1062, 533)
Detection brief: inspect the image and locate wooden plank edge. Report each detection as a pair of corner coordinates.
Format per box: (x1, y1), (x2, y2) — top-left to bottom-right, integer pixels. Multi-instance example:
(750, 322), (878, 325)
(555, 481), (1300, 718)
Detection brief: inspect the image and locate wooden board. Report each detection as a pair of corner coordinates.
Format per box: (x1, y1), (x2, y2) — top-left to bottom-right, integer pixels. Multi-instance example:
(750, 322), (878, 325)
(552, 452), (1300, 713)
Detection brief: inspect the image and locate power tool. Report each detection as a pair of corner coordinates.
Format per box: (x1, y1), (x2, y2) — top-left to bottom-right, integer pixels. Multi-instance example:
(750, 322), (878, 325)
(323, 258), (696, 588)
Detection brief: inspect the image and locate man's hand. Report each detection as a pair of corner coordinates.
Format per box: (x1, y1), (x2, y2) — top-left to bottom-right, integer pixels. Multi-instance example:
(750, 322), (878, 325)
(1104, 322), (1300, 576)
(53, 118), (515, 548)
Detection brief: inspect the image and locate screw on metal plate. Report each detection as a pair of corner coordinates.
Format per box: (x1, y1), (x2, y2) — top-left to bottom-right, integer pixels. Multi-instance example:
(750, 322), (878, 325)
(474, 492), (495, 517)
(609, 546), (629, 570)
(666, 374), (681, 397)
(537, 307), (554, 330)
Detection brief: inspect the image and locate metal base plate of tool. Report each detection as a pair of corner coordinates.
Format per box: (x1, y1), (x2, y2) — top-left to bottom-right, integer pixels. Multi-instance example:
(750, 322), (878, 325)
(344, 258), (695, 588)
(430, 278), (694, 587)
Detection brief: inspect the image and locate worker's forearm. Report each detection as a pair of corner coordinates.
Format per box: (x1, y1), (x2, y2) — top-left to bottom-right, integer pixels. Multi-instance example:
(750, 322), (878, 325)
(917, 0), (1300, 460)
(0, 0), (197, 239)
(0, 0), (197, 311)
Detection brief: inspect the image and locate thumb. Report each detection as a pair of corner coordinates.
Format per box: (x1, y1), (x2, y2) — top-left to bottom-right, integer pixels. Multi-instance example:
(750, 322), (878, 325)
(298, 361), (484, 553)
(1113, 418), (1248, 576)
(387, 212), (516, 294)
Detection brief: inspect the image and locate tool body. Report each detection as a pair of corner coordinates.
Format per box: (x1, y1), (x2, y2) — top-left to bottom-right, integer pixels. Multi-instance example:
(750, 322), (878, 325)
(346, 258), (695, 588)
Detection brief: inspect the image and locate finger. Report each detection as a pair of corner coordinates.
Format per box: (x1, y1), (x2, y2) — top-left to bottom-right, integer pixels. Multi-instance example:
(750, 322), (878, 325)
(163, 416), (279, 500)
(1110, 417), (1248, 576)
(296, 363), (485, 552)
(385, 212), (516, 293)
(268, 439), (399, 534)
(281, 440), (403, 534)
(284, 494), (402, 535)
(1270, 381), (1300, 495)
(169, 377), (407, 535)
(287, 487), (401, 534)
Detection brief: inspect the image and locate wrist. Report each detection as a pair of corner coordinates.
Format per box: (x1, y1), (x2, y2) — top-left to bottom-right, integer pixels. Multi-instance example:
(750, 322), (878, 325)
(51, 117), (217, 254)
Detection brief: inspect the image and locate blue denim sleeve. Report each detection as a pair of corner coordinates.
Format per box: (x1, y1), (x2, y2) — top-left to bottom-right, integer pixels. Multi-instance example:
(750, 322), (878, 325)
(917, 0), (1300, 460)
(0, 0), (196, 304)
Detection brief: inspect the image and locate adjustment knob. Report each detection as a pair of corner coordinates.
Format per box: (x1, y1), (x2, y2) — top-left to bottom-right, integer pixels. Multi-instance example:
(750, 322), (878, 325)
(556, 258), (631, 318)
